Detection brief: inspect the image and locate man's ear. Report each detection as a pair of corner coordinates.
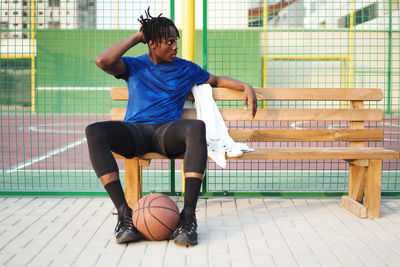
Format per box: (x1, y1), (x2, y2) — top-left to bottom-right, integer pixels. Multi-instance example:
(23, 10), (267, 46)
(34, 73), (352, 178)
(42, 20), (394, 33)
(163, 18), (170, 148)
(148, 40), (156, 49)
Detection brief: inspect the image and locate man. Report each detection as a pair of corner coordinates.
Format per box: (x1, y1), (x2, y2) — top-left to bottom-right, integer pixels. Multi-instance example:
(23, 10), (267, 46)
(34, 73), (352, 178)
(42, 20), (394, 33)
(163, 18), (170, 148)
(86, 9), (257, 246)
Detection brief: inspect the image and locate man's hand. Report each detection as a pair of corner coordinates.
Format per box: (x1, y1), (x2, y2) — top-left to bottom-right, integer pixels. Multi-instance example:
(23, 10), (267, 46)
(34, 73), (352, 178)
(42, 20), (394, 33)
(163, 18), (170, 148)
(206, 74), (258, 118)
(243, 85), (258, 118)
(135, 27), (146, 44)
(95, 28), (148, 77)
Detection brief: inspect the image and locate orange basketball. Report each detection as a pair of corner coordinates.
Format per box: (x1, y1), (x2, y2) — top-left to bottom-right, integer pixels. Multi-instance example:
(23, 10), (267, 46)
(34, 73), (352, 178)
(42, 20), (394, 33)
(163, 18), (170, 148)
(132, 193), (180, 241)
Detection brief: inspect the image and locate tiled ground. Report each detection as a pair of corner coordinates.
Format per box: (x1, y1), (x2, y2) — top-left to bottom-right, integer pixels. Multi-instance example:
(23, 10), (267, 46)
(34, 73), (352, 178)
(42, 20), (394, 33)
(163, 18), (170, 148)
(1, 197), (400, 267)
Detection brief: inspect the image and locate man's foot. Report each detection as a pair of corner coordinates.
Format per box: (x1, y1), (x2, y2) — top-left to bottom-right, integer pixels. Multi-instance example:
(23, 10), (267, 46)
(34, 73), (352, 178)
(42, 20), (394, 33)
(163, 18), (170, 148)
(114, 212), (142, 244)
(172, 209), (198, 246)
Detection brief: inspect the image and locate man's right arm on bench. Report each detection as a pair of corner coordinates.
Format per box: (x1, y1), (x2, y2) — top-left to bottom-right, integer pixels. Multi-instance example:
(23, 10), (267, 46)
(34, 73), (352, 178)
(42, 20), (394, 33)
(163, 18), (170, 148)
(95, 30), (145, 76)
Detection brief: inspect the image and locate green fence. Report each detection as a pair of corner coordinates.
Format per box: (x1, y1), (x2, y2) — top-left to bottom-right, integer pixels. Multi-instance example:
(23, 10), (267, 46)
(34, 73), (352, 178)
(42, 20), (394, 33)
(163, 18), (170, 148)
(0, 0), (399, 196)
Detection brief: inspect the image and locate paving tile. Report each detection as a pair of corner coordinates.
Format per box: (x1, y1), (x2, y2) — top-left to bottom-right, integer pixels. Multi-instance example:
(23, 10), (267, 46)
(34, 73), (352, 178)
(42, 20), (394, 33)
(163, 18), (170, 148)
(144, 241), (167, 256)
(297, 260), (322, 267)
(163, 253), (186, 267)
(73, 251), (101, 266)
(96, 252), (124, 267)
(231, 259), (254, 267)
(0, 253), (16, 266)
(25, 255), (54, 267)
(272, 252), (298, 267)
(247, 239), (268, 253)
(117, 245), (147, 266)
(209, 241), (229, 255)
(252, 253), (275, 267)
(209, 259), (231, 267)
(140, 257), (164, 267)
(50, 260), (76, 267)
(117, 258), (142, 267)
(186, 256), (208, 267)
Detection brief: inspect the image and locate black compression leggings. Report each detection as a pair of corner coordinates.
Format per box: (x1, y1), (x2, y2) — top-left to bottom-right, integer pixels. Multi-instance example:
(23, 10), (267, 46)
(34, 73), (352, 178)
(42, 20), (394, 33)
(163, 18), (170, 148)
(85, 120), (207, 178)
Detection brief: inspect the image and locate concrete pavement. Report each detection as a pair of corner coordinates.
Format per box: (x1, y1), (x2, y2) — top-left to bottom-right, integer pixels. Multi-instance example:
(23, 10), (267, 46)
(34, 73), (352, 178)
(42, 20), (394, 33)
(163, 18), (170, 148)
(1, 197), (400, 266)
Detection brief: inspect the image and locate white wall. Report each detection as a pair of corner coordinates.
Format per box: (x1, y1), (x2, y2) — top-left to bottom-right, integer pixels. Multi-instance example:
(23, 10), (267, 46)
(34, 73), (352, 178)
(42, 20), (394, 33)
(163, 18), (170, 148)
(207, 0), (249, 29)
(268, 1), (306, 28)
(96, 0), (169, 30)
(96, 0), (252, 30)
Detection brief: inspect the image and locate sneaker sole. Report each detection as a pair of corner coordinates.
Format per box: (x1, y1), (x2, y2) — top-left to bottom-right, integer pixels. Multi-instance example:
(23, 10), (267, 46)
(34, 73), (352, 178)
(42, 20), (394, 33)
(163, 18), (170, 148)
(174, 235), (198, 246)
(116, 231), (142, 244)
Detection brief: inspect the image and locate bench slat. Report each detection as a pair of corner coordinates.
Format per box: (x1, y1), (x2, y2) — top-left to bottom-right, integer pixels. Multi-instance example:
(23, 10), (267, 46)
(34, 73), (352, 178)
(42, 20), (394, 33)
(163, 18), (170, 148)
(111, 108), (383, 121)
(113, 148), (399, 160)
(111, 87), (383, 101)
(209, 88), (383, 101)
(228, 129), (383, 142)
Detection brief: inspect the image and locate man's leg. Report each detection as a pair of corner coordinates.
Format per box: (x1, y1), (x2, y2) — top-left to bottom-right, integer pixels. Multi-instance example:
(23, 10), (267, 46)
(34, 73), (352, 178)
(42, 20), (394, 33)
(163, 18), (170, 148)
(183, 173), (203, 214)
(85, 121), (142, 243)
(162, 119), (208, 246)
(100, 172), (130, 217)
(172, 174), (203, 246)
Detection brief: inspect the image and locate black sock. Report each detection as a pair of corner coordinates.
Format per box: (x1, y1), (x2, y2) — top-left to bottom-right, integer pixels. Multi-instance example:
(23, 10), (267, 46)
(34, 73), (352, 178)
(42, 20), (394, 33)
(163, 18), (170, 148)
(104, 180), (130, 217)
(183, 177), (202, 214)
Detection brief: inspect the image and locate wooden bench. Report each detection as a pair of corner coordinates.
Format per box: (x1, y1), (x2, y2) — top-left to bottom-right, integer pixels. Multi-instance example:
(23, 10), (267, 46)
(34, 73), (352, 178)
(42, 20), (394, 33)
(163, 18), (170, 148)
(110, 87), (400, 218)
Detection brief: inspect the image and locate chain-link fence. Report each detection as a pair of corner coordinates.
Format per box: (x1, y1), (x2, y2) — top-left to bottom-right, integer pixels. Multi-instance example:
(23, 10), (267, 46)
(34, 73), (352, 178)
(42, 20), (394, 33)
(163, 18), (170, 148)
(1, 0), (399, 195)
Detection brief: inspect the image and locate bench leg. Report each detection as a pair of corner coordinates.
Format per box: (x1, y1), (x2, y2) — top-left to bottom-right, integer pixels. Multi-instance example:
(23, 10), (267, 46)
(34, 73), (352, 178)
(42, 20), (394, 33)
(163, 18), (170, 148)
(364, 160), (382, 218)
(348, 164), (366, 202)
(342, 164), (367, 218)
(124, 158), (143, 209)
(343, 160), (382, 218)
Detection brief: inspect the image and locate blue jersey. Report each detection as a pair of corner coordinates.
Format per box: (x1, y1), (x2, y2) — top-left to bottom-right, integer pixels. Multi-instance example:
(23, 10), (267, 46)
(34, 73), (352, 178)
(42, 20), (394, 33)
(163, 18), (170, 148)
(117, 55), (210, 124)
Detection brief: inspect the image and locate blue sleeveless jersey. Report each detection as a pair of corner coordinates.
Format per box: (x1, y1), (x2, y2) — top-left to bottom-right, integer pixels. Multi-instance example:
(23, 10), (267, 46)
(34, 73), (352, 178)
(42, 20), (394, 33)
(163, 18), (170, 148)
(117, 55), (210, 124)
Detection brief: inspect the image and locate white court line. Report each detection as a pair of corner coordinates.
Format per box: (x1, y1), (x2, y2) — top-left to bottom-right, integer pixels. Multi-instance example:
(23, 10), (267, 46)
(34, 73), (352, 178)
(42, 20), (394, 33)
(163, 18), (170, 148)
(0, 138), (87, 174)
(37, 87), (111, 91)
(19, 124), (86, 134)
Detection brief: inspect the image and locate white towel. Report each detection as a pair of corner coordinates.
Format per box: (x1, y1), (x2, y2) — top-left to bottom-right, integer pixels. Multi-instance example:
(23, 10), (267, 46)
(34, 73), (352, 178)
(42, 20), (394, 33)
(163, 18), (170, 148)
(191, 84), (254, 168)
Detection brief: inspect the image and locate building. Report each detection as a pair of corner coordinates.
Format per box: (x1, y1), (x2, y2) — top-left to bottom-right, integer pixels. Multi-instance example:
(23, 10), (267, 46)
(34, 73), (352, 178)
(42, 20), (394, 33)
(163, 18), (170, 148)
(0, 0), (96, 40)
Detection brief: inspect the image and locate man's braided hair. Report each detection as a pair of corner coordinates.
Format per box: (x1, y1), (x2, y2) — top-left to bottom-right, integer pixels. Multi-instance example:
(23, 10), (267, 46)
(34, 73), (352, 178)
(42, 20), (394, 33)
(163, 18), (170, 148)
(138, 7), (179, 45)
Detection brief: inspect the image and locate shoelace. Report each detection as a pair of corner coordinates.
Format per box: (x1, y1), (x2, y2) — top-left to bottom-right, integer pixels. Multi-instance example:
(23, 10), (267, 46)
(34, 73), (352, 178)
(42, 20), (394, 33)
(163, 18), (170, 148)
(115, 215), (134, 233)
(178, 214), (197, 234)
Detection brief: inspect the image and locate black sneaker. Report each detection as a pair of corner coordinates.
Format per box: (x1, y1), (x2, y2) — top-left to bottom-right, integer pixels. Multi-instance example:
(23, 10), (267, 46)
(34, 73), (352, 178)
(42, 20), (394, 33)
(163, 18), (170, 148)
(173, 209), (198, 246)
(114, 212), (142, 244)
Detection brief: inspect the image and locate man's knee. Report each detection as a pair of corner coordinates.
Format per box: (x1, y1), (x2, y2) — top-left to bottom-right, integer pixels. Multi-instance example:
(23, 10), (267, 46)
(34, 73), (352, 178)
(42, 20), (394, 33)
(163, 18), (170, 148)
(187, 120), (206, 139)
(85, 122), (106, 143)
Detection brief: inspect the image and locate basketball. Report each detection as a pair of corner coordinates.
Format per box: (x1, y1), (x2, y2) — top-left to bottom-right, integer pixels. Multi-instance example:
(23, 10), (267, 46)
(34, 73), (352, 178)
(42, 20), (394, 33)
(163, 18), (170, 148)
(132, 193), (180, 241)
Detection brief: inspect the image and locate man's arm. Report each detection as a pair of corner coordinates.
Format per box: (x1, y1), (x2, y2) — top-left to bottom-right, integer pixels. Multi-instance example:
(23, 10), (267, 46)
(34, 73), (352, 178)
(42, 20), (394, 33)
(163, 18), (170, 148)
(206, 74), (258, 118)
(95, 30), (145, 76)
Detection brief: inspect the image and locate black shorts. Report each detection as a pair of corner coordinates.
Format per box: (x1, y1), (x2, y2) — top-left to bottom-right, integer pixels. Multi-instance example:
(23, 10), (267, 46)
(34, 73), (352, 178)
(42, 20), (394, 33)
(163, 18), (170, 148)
(116, 121), (185, 158)
(85, 119), (207, 177)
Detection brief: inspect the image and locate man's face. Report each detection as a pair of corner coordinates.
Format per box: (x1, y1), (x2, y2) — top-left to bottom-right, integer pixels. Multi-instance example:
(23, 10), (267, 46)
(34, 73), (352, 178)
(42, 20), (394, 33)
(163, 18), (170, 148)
(151, 26), (179, 63)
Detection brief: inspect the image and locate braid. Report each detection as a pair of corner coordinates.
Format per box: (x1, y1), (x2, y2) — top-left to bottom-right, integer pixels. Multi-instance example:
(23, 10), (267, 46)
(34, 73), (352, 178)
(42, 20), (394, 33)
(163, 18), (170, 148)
(138, 7), (179, 44)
